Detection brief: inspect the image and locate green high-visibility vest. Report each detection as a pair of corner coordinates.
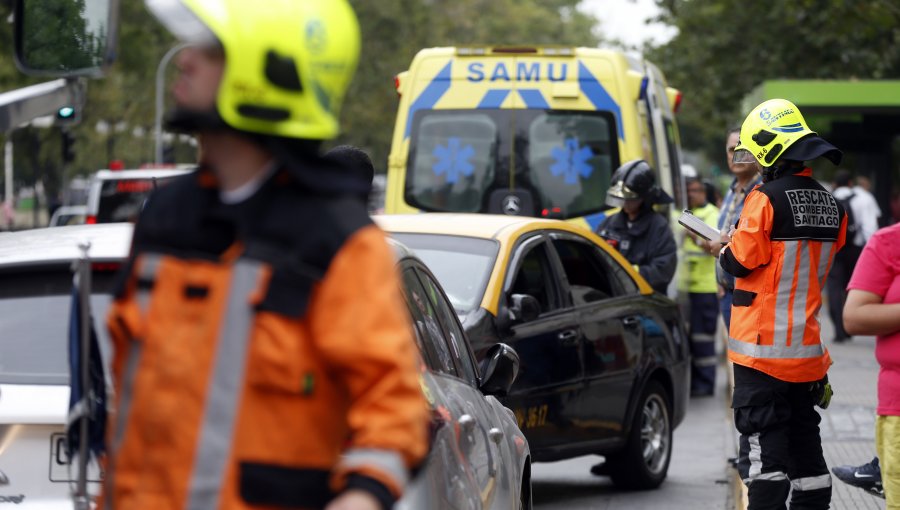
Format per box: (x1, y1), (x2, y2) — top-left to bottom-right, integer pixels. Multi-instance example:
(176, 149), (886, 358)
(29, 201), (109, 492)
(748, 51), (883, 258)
(680, 202), (720, 294)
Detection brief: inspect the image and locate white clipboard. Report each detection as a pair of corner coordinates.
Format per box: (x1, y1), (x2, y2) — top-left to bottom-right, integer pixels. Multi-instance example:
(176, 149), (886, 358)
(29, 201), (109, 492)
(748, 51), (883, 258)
(677, 209), (721, 241)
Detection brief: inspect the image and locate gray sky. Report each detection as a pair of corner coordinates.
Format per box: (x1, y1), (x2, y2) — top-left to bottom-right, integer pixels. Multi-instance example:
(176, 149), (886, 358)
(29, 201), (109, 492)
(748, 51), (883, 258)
(578, 0), (677, 48)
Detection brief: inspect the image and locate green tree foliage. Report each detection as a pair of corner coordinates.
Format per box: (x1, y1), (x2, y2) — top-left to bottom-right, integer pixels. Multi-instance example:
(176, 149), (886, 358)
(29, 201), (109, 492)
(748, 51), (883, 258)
(342, 0), (600, 168)
(0, 0), (597, 198)
(20, 0), (102, 71)
(646, 0), (900, 161)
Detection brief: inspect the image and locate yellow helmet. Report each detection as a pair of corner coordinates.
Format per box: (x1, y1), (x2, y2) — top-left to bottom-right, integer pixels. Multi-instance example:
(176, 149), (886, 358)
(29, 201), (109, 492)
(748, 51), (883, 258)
(146, 0), (360, 140)
(732, 98), (841, 168)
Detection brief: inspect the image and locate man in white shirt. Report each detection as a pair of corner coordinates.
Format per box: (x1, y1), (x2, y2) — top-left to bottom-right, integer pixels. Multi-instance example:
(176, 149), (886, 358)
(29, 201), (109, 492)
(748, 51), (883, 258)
(828, 169), (882, 342)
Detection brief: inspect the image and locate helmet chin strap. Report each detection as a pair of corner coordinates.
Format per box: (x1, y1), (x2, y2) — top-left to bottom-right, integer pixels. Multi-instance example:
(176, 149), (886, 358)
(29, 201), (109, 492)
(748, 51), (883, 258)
(164, 107), (230, 133)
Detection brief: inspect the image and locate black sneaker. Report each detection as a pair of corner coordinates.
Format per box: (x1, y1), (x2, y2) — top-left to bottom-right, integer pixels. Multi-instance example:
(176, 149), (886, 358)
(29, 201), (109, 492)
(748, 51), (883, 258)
(832, 457), (884, 498)
(589, 462), (610, 476)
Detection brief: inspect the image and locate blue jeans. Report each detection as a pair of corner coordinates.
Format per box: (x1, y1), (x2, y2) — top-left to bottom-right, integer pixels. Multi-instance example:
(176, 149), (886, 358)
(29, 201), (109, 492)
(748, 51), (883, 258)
(720, 289), (733, 332)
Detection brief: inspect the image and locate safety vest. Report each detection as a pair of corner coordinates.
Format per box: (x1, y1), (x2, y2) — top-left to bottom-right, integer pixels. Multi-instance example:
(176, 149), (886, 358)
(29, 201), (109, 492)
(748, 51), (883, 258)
(720, 169), (847, 383)
(103, 170), (428, 509)
(680, 202), (719, 294)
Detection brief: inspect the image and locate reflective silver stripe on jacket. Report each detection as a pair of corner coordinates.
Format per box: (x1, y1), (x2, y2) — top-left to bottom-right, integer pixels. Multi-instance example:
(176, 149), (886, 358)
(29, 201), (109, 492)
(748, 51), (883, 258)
(106, 254), (162, 510)
(816, 242), (834, 289)
(187, 259), (264, 510)
(135, 254), (162, 316)
(728, 337), (825, 359)
(340, 448), (410, 491)
(730, 239), (826, 360)
(791, 473), (832, 491)
(773, 240), (801, 346)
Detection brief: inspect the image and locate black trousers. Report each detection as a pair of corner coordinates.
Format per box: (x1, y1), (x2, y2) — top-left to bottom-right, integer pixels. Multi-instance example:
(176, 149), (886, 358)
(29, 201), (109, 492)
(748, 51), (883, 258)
(826, 243), (862, 341)
(732, 365), (831, 510)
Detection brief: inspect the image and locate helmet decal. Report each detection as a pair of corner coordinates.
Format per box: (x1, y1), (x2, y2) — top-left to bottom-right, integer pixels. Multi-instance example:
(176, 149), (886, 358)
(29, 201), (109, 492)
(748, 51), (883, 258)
(305, 19), (327, 54)
(771, 123), (805, 133)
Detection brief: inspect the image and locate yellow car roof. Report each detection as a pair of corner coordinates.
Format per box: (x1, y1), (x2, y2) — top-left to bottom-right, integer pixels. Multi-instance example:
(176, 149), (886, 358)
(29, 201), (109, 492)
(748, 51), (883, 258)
(375, 213), (568, 242)
(375, 213), (653, 313)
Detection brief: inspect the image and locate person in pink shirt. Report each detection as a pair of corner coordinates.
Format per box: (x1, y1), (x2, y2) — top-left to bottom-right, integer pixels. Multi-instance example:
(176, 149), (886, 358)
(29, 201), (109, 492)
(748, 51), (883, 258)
(844, 222), (900, 508)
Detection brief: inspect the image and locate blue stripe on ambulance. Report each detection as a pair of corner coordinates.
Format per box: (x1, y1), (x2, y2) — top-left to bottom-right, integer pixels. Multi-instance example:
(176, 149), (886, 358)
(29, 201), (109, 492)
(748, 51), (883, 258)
(584, 211), (607, 232)
(404, 62), (453, 139)
(578, 62), (624, 140)
(477, 89), (511, 109)
(518, 89), (550, 109)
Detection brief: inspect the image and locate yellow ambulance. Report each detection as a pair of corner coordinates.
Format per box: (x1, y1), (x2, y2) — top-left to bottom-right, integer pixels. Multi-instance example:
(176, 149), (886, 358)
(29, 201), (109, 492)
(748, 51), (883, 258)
(385, 46), (687, 232)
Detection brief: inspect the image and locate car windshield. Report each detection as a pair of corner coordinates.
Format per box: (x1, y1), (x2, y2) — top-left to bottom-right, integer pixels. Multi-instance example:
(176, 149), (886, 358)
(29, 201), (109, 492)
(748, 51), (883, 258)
(0, 267), (116, 385)
(405, 109), (619, 219)
(391, 233), (498, 313)
(97, 176), (179, 223)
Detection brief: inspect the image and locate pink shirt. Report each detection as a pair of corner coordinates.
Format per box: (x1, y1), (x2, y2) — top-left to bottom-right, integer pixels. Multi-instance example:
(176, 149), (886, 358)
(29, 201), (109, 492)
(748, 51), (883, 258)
(847, 222), (900, 416)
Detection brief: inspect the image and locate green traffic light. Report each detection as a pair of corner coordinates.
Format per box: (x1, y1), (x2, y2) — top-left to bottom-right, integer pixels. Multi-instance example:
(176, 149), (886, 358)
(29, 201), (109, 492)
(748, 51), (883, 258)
(58, 106), (75, 118)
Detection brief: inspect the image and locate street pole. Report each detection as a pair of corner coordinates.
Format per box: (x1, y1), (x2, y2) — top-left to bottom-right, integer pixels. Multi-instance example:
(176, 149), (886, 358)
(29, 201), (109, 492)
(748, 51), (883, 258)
(72, 241), (91, 510)
(154, 43), (189, 164)
(4, 140), (11, 229)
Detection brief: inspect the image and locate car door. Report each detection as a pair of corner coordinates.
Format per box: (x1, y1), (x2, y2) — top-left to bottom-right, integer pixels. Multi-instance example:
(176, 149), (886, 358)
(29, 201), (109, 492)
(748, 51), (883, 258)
(499, 234), (584, 450)
(401, 264), (501, 509)
(547, 232), (645, 441)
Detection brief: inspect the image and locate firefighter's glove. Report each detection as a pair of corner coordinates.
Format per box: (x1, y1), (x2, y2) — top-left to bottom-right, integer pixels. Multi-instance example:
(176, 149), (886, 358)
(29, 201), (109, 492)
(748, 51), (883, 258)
(810, 375), (833, 409)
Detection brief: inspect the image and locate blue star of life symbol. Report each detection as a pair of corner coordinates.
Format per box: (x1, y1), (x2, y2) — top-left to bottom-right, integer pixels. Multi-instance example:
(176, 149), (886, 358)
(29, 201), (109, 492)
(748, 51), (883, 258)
(550, 138), (594, 184)
(432, 137), (475, 184)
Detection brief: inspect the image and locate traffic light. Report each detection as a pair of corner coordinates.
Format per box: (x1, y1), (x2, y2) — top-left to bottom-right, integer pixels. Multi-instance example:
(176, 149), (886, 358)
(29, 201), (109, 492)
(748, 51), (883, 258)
(61, 130), (76, 163)
(55, 106), (81, 127)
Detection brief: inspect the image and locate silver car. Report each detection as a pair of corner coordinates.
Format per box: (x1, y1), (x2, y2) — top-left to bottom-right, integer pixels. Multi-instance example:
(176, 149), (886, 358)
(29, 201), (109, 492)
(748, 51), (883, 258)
(0, 224), (531, 509)
(390, 240), (532, 510)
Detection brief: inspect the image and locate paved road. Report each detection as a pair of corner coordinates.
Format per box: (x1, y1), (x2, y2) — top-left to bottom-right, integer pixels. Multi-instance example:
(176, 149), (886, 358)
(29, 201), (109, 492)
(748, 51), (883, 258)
(529, 304), (883, 510)
(531, 364), (734, 509)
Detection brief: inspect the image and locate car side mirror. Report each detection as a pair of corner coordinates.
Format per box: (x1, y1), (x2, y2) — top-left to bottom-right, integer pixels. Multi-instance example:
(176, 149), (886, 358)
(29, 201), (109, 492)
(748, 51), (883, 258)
(509, 293), (540, 324)
(479, 343), (520, 397)
(14, 0), (119, 76)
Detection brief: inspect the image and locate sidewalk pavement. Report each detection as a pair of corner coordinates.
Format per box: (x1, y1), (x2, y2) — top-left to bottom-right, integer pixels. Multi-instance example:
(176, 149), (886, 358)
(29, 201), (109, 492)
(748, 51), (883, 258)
(726, 312), (882, 509)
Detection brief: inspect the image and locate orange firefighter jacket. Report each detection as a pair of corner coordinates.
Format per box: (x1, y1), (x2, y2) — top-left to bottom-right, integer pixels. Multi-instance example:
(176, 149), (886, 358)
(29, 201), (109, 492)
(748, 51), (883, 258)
(102, 169), (429, 509)
(720, 168), (847, 383)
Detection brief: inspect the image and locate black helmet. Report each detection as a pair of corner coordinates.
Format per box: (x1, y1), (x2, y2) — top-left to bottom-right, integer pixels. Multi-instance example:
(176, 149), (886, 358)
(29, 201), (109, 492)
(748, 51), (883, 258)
(605, 159), (673, 208)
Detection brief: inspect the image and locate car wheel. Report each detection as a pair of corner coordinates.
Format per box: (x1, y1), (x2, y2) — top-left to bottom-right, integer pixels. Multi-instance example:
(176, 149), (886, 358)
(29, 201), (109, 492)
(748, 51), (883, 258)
(609, 380), (672, 490)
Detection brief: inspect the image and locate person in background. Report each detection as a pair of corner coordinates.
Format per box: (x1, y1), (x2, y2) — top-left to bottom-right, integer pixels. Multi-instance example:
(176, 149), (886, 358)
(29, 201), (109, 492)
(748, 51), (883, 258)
(700, 127), (762, 330)
(828, 169), (881, 343)
(679, 177), (720, 396)
(595, 159), (677, 295)
(719, 98), (846, 510)
(324, 145), (375, 205)
(704, 178), (723, 209)
(842, 222), (900, 508)
(101, 2), (429, 510)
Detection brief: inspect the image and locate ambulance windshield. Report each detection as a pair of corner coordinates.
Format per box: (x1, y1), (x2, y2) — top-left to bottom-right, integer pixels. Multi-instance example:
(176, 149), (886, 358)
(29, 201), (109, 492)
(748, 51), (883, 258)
(405, 109), (619, 219)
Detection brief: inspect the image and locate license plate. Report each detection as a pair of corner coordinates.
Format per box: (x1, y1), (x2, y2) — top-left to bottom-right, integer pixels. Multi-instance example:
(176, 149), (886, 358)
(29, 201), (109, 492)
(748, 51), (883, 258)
(49, 433), (103, 483)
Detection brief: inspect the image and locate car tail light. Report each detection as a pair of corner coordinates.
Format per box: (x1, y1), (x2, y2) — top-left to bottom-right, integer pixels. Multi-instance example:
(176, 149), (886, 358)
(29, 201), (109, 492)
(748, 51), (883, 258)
(92, 262), (122, 272)
(85, 215), (97, 224)
(673, 91), (683, 114)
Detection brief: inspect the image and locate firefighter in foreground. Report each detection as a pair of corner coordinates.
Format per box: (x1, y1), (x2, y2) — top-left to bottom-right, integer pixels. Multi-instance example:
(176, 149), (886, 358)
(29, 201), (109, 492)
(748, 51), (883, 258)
(719, 98), (846, 510)
(102, 1), (429, 509)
